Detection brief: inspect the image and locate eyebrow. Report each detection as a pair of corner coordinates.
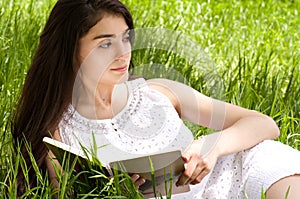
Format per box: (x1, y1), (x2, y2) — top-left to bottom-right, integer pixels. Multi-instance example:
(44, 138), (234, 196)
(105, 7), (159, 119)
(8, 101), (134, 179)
(93, 28), (130, 40)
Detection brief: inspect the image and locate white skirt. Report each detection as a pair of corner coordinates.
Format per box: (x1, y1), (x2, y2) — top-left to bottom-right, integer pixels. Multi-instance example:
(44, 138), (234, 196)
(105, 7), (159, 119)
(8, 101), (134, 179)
(171, 140), (300, 199)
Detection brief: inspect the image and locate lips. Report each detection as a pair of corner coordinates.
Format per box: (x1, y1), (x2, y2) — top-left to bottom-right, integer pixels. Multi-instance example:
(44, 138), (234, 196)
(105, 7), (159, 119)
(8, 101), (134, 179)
(111, 65), (128, 72)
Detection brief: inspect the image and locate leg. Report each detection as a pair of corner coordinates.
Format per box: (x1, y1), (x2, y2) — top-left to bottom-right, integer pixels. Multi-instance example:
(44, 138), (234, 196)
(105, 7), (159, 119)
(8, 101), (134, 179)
(265, 174), (300, 199)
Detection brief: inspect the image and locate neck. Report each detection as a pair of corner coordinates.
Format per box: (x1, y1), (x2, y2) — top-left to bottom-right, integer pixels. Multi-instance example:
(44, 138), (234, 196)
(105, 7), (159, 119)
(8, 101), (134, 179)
(94, 84), (114, 106)
(73, 80), (115, 110)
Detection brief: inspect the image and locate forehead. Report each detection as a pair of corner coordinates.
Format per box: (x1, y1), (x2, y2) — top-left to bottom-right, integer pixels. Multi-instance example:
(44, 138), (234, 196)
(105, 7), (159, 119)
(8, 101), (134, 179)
(85, 14), (128, 39)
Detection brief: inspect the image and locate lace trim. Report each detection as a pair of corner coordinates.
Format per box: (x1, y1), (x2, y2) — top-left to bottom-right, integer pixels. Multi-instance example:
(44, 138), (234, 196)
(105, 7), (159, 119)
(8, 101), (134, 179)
(59, 78), (194, 155)
(61, 78), (146, 132)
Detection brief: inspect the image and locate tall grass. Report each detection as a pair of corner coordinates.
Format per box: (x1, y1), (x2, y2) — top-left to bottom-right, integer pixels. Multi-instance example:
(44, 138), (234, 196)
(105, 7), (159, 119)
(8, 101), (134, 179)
(0, 0), (299, 198)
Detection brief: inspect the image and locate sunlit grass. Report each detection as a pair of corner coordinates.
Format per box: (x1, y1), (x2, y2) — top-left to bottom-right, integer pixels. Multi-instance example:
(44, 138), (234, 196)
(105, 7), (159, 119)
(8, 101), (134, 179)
(1, 0), (299, 197)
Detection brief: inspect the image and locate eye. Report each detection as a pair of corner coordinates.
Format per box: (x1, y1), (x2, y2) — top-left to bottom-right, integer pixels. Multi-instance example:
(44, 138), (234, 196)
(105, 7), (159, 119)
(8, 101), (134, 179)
(122, 34), (130, 43)
(98, 40), (112, 48)
(122, 30), (132, 43)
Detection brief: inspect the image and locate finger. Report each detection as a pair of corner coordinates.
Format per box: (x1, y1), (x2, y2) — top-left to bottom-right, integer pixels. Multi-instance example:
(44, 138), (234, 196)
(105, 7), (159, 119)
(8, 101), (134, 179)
(185, 165), (205, 185)
(181, 151), (191, 162)
(130, 174), (146, 188)
(135, 177), (146, 187)
(131, 174), (140, 182)
(190, 168), (210, 185)
(185, 157), (207, 185)
(176, 158), (198, 186)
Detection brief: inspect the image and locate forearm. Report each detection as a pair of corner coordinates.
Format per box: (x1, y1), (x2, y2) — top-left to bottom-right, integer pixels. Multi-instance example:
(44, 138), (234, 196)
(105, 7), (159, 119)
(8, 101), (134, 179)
(178, 115), (280, 186)
(208, 115), (280, 157)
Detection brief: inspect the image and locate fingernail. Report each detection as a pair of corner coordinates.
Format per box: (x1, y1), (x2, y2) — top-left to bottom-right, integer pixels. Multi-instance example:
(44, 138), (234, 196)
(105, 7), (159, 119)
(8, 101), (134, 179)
(184, 163), (188, 169)
(183, 154), (190, 162)
(133, 174), (139, 180)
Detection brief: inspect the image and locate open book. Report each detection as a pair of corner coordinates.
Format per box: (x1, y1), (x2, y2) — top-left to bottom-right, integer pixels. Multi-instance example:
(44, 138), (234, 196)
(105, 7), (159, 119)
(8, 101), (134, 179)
(43, 137), (190, 197)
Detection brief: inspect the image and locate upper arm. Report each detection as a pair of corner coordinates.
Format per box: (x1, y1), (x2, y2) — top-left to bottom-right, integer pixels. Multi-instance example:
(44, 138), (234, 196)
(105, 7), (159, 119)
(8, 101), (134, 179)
(147, 78), (268, 130)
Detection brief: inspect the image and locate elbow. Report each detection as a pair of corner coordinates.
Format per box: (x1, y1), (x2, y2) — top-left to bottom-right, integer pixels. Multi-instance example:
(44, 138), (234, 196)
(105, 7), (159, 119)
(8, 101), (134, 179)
(273, 123), (280, 139)
(265, 115), (280, 139)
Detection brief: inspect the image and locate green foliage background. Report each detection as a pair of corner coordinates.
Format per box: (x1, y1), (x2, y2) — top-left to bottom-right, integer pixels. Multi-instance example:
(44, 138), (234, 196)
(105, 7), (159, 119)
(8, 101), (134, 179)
(0, 0), (299, 198)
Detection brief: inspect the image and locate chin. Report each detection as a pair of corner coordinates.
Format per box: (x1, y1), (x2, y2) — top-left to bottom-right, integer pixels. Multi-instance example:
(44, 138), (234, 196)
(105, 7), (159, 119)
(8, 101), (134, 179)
(113, 72), (129, 85)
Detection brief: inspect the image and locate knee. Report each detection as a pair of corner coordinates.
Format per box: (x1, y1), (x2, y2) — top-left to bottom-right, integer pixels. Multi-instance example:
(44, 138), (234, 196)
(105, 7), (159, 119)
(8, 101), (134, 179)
(265, 174), (300, 199)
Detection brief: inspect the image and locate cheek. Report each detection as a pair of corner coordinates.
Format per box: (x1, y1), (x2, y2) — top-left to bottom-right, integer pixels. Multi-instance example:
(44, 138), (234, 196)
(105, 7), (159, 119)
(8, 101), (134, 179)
(81, 47), (115, 68)
(79, 48), (119, 82)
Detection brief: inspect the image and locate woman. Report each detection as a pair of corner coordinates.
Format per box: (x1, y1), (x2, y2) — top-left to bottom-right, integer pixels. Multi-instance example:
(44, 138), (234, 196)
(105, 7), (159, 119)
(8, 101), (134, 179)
(13, 0), (300, 198)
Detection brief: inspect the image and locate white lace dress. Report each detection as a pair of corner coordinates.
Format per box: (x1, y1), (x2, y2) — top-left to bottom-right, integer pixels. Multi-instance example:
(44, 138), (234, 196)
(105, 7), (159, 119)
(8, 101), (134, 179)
(59, 78), (300, 198)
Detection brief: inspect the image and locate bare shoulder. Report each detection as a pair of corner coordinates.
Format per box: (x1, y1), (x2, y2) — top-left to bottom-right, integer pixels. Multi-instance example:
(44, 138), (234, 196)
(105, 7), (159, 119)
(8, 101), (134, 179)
(146, 78), (200, 100)
(146, 78), (196, 115)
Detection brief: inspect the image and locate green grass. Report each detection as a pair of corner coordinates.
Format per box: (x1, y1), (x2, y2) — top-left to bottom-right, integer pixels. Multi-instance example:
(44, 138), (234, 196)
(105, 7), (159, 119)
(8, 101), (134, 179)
(0, 0), (299, 198)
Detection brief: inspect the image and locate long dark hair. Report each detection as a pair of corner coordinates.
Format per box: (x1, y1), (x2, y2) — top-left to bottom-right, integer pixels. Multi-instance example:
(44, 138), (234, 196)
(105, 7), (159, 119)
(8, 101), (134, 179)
(12, 0), (134, 195)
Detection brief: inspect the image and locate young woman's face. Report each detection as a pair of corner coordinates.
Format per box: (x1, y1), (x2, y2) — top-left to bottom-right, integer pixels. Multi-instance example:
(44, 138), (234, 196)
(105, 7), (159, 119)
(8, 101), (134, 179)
(78, 14), (131, 87)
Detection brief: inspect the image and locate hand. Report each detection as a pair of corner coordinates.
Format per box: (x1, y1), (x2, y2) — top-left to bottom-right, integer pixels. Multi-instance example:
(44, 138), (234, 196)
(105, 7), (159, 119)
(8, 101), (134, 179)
(131, 174), (146, 188)
(176, 136), (220, 186)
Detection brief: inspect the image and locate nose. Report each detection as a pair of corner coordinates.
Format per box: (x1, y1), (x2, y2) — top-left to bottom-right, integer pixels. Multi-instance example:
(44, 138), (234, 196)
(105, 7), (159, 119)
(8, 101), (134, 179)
(115, 52), (130, 63)
(115, 40), (131, 58)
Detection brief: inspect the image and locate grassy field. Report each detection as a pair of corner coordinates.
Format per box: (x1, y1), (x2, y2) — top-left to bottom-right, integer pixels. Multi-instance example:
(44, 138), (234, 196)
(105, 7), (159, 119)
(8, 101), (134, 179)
(0, 0), (299, 198)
